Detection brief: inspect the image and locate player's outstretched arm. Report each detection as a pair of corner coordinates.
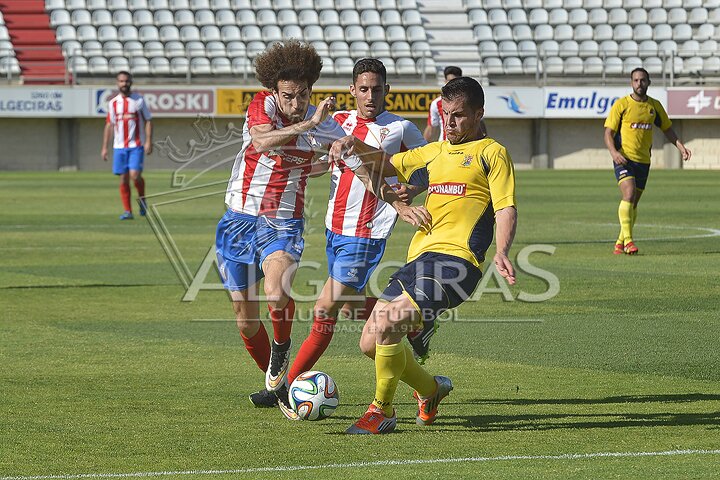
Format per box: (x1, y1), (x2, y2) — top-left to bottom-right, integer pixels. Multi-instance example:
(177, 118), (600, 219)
(329, 135), (397, 177)
(251, 96), (336, 153)
(662, 127), (692, 162)
(101, 122), (112, 162)
(603, 127), (627, 166)
(494, 206), (517, 285)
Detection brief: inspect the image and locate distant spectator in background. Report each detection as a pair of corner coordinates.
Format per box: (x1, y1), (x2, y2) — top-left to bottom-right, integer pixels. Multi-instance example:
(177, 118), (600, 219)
(101, 71), (153, 220)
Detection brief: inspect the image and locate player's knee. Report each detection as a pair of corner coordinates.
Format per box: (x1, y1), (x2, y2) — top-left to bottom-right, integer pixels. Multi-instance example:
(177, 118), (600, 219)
(359, 331), (376, 358)
(313, 299), (339, 320)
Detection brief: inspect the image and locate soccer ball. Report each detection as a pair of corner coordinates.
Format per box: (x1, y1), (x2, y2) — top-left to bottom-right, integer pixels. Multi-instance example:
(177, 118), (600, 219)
(288, 371), (339, 421)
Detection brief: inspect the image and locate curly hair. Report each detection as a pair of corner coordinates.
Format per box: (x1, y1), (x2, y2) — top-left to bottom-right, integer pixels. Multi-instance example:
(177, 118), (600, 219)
(255, 40), (323, 90)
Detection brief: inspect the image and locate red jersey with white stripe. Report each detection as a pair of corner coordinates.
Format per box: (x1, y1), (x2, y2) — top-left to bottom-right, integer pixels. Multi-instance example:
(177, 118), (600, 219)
(427, 96), (445, 141)
(106, 93), (152, 149)
(326, 110), (426, 239)
(225, 91), (346, 219)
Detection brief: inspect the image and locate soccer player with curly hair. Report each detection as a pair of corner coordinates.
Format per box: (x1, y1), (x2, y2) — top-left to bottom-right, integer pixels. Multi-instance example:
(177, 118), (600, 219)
(215, 40), (346, 419)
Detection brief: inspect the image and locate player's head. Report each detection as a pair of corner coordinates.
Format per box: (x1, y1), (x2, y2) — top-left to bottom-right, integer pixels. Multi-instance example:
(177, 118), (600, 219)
(350, 58), (389, 119)
(443, 66), (463, 83)
(441, 77), (485, 145)
(630, 68), (651, 98)
(116, 71), (132, 96)
(255, 40), (323, 123)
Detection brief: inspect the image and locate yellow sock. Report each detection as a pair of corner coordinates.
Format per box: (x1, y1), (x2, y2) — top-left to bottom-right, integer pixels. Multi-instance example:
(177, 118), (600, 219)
(399, 345), (437, 398)
(373, 342), (406, 415)
(631, 205), (637, 228)
(618, 200), (633, 244)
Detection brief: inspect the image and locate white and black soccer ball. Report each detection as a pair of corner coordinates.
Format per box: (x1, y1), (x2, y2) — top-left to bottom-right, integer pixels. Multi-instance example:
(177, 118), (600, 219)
(288, 371), (339, 421)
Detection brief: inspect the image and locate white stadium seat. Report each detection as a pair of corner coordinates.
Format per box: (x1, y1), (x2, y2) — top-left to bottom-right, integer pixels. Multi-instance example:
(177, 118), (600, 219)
(88, 56), (109, 74)
(398, 0), (418, 9)
(195, 9), (215, 26)
(180, 25), (200, 41)
(695, 24), (715, 41)
(170, 57), (188, 74)
(603, 0), (622, 7)
(133, 10), (153, 25)
(689, 8), (708, 25)
(139, 25), (159, 41)
(256, 10), (277, 27)
(638, 39), (658, 55)
(51, 10), (72, 27)
(588, 8), (607, 25)
(370, 40), (390, 56)
(619, 39), (638, 56)
(604, 56), (623, 74)
(216, 9), (235, 26)
(164, 40), (185, 57)
(103, 40), (122, 55)
(703, 56), (720, 72)
(679, 39), (700, 56)
(578, 39), (598, 56)
(319, 9), (340, 26)
(329, 40), (349, 57)
(599, 39), (619, 56)
(622, 56), (642, 73)
(488, 9), (508, 25)
(361, 10), (381, 26)
(643, 56), (663, 73)
(335, 57), (355, 74)
(379, 57), (395, 74)
(246, 40), (265, 57)
(559, 39), (579, 57)
(683, 56), (703, 73)
(211, 57), (232, 74)
(479, 40), (500, 56)
(366, 25), (386, 40)
(168, 0), (189, 9)
(344, 25), (365, 42)
(107, 0), (129, 10)
(149, 56), (170, 74)
(574, 24), (593, 41)
(548, 8), (568, 26)
(185, 40), (205, 56)
(613, 24), (632, 41)
(633, 24), (652, 41)
(236, 9), (256, 25)
(499, 40), (518, 57)
(539, 39), (559, 55)
(568, 9), (588, 25)
(563, 0), (582, 8)
(190, 57), (211, 74)
(658, 39), (677, 53)
(210, 0), (230, 7)
(554, 24), (573, 41)
(149, 0), (169, 8)
(484, 0), (502, 8)
(312, 40), (329, 56)
(282, 24), (303, 39)
(242, 25), (261, 41)
(92, 9), (112, 25)
(174, 9), (194, 25)
(564, 56), (584, 74)
(513, 24), (532, 41)
(483, 57), (503, 74)
(494, 25), (513, 41)
(386, 25), (406, 42)
(401, 10), (422, 26)
(699, 39), (717, 56)
(382, 10), (402, 26)
(72, 10), (92, 26)
(594, 24), (613, 40)
(82, 40), (102, 56)
(396, 57), (417, 75)
(583, 56), (604, 73)
(653, 24), (672, 40)
(226, 40), (245, 57)
(154, 10), (174, 25)
(469, 9), (488, 25)
(534, 24), (554, 41)
(130, 56), (150, 75)
(522, 0), (542, 7)
(78, 25), (99, 41)
(517, 39), (537, 56)
(623, 0), (641, 7)
(324, 25), (344, 41)
(608, 9), (627, 25)
(190, 0), (210, 8)
(391, 40), (411, 56)
(406, 25), (426, 42)
(144, 40), (163, 56)
(350, 41), (370, 57)
(508, 9), (528, 25)
(474, 25), (493, 41)
(159, 25), (180, 41)
(339, 10), (360, 26)
(261, 25), (281, 41)
(544, 0), (562, 8)
(667, 8), (687, 25)
(627, 8), (647, 25)
(298, 10), (318, 27)
(544, 56), (564, 74)
(644, 9), (665, 25)
(672, 24), (692, 41)
(201, 25), (221, 41)
(583, 0), (602, 7)
(503, 57), (523, 74)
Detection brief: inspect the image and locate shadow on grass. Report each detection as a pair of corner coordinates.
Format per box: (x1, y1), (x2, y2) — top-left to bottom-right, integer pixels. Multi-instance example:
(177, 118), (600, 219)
(468, 393), (720, 406)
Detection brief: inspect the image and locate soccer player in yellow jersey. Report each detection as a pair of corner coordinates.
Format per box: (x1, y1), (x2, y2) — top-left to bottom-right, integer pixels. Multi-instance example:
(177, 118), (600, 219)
(330, 77), (517, 434)
(604, 68), (691, 255)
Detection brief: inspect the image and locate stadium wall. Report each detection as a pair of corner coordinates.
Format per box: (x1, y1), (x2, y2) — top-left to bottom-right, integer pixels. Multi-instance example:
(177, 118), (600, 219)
(0, 86), (718, 171)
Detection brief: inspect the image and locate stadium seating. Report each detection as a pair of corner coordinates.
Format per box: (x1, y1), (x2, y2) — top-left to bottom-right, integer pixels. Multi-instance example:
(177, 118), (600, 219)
(0, 0), (715, 81)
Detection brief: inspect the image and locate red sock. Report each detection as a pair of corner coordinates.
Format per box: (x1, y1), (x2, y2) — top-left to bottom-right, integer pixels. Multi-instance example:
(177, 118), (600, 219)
(119, 183), (131, 212)
(133, 177), (145, 199)
(269, 298), (295, 344)
(240, 322), (270, 372)
(288, 315), (336, 383)
(356, 296), (379, 321)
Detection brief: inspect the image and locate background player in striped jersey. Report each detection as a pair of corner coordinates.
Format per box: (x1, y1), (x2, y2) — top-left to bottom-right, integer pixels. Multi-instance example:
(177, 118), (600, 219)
(423, 66), (462, 142)
(214, 41), (346, 418)
(278, 58), (428, 398)
(101, 71), (153, 220)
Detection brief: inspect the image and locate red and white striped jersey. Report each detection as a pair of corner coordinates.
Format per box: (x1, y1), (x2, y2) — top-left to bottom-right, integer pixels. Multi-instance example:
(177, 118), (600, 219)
(326, 110), (426, 239)
(427, 96), (445, 141)
(225, 90), (346, 219)
(106, 93), (152, 149)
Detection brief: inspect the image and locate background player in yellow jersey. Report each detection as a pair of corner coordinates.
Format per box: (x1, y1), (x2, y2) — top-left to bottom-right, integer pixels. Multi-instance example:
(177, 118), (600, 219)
(604, 68), (691, 255)
(330, 77), (517, 434)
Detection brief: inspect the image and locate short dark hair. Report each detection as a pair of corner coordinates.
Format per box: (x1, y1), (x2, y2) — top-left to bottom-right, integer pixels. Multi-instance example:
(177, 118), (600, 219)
(441, 76), (485, 110)
(631, 67), (650, 81)
(444, 66), (463, 78)
(352, 58), (387, 84)
(116, 70), (132, 79)
(255, 39), (323, 90)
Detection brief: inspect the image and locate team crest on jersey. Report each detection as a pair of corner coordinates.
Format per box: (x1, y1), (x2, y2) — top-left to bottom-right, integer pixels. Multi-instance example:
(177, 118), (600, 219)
(428, 183), (467, 196)
(379, 127), (390, 142)
(342, 118), (357, 132)
(461, 155), (473, 167)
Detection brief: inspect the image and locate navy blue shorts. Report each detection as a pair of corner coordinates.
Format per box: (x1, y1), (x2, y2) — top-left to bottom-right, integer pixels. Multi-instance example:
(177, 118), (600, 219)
(381, 251), (482, 322)
(614, 159), (650, 190)
(113, 147), (144, 175)
(215, 210), (304, 291)
(326, 230), (386, 292)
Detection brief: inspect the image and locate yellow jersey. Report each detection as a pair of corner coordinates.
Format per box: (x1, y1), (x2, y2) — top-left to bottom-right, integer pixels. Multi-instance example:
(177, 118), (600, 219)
(604, 95), (671, 165)
(390, 138), (516, 270)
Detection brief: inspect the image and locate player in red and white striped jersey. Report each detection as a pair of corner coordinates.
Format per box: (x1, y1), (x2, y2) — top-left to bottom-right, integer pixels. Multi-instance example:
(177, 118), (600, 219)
(285, 58), (428, 386)
(423, 66), (462, 142)
(214, 41), (345, 418)
(101, 71), (153, 220)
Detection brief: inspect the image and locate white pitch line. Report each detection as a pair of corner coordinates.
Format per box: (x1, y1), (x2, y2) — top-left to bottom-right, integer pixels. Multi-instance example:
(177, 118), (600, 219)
(2, 449), (719, 480)
(576, 223), (720, 242)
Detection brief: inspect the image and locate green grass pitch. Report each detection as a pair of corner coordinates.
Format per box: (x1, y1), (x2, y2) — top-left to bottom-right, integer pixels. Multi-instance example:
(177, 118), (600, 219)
(1, 169), (719, 479)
